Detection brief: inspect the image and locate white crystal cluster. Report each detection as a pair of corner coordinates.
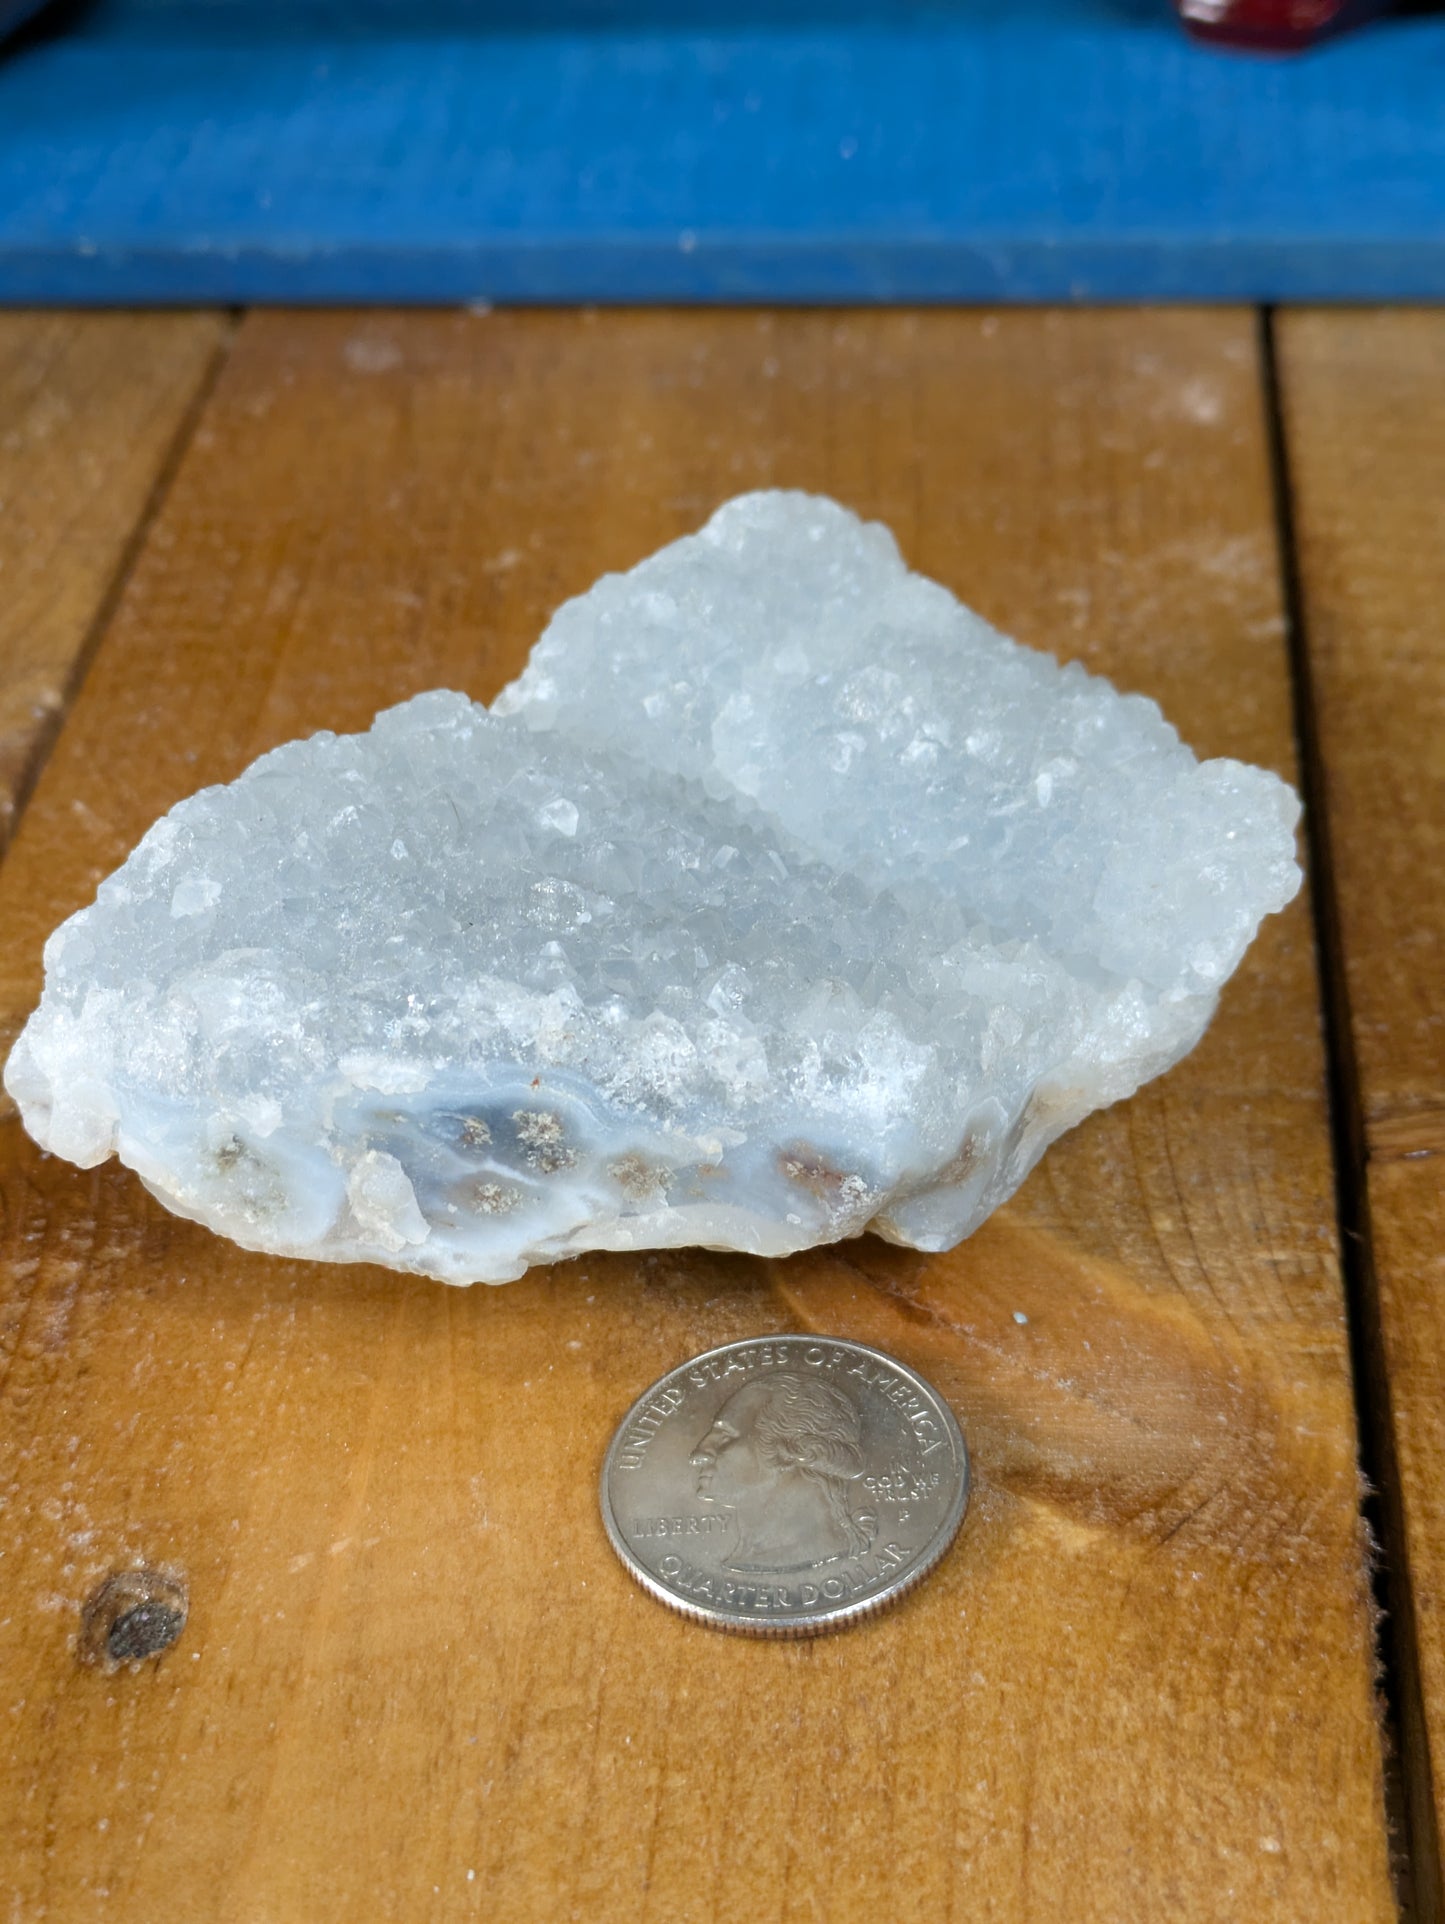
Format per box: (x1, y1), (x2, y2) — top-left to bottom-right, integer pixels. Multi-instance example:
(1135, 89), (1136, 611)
(5, 493), (1301, 1283)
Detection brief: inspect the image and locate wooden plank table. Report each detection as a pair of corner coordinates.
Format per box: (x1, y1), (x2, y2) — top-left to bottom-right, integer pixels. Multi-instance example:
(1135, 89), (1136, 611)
(1277, 309), (1445, 1920)
(0, 305), (1430, 1921)
(0, 312), (226, 850)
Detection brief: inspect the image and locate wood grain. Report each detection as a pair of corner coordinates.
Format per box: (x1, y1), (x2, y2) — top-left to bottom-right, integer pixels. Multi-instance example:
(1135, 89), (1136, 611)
(0, 312), (228, 853)
(1279, 306), (1445, 1897)
(0, 310), (1392, 1922)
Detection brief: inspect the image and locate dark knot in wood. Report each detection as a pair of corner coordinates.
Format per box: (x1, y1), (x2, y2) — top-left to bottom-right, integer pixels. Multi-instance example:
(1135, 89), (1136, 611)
(78, 1568), (189, 1669)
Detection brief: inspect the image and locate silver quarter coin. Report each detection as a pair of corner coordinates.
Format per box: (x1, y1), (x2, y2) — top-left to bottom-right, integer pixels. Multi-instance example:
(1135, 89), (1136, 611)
(600, 1335), (969, 1637)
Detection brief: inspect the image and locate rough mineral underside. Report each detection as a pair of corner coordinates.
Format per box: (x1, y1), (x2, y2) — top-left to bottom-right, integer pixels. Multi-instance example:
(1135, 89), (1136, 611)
(5, 493), (1302, 1282)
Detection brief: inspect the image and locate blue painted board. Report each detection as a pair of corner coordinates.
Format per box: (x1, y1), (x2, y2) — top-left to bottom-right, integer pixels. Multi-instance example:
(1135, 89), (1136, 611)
(1, 0), (1442, 302)
(0, 0), (50, 39)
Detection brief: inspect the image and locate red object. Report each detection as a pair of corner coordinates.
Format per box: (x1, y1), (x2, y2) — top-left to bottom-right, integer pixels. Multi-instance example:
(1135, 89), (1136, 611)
(1174, 0), (1394, 50)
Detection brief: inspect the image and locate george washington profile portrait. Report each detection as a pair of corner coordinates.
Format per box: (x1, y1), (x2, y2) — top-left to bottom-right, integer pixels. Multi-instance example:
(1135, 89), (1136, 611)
(690, 1372), (878, 1573)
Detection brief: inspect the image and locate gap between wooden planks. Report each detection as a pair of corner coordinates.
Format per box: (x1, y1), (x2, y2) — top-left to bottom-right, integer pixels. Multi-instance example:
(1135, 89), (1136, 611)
(1279, 308), (1445, 1924)
(0, 309), (1393, 1923)
(0, 312), (228, 855)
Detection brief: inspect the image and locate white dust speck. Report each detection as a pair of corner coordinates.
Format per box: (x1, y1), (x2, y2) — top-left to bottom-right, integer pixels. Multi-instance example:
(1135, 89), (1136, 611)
(1179, 378), (1224, 425)
(343, 335), (402, 375)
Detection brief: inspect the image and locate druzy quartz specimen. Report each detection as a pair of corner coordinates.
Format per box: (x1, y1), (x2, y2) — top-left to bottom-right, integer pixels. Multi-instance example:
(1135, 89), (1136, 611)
(5, 493), (1301, 1283)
